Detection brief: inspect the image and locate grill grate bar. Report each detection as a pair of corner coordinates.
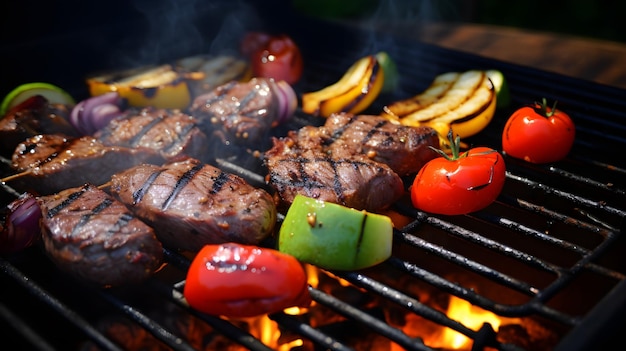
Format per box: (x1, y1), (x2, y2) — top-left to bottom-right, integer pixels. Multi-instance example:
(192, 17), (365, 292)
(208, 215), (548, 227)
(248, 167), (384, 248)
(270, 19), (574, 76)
(93, 287), (198, 351)
(0, 258), (125, 351)
(0, 301), (55, 351)
(506, 196), (622, 234)
(472, 211), (591, 255)
(308, 287), (434, 351)
(387, 257), (579, 324)
(159, 283), (277, 351)
(334, 271), (481, 339)
(269, 312), (355, 351)
(157, 250), (278, 351)
(547, 166), (626, 197)
(394, 229), (540, 294)
(505, 172), (626, 218)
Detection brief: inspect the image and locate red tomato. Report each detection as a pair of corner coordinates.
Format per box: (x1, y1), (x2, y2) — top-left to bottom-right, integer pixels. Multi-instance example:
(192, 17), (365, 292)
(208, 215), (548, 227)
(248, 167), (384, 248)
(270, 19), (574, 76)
(502, 98), (575, 164)
(410, 134), (506, 215)
(241, 32), (303, 84)
(240, 32), (272, 57)
(183, 243), (311, 318)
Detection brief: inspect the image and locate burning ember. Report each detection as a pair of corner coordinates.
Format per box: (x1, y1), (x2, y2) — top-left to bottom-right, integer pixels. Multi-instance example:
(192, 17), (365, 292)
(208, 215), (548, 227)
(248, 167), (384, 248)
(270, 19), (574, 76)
(241, 265), (560, 351)
(396, 295), (521, 351)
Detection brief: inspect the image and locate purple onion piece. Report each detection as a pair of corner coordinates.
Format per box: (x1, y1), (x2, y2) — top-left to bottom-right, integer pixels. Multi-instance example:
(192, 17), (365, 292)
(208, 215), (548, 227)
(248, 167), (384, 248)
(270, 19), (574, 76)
(0, 193), (42, 254)
(69, 92), (126, 135)
(270, 80), (298, 126)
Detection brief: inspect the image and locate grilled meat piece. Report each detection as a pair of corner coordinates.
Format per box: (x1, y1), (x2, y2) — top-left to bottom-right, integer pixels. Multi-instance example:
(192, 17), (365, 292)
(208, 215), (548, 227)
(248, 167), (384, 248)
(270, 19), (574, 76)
(0, 95), (78, 156)
(37, 184), (163, 287)
(189, 78), (279, 150)
(109, 157), (277, 252)
(302, 113), (439, 176)
(264, 136), (405, 212)
(10, 134), (164, 195)
(94, 107), (210, 163)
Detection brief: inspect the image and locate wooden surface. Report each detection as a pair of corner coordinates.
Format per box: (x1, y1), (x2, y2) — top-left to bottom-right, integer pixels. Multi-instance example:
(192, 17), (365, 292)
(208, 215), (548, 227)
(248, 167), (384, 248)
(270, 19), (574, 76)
(360, 21), (626, 90)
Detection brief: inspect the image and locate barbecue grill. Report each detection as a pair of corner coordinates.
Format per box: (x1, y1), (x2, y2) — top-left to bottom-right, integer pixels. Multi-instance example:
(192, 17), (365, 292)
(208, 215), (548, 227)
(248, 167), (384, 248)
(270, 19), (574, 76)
(1, 2), (625, 350)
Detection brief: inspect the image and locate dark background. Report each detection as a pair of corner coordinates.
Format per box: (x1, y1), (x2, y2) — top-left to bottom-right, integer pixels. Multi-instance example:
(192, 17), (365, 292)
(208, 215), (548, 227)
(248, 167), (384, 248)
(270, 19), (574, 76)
(1, 0), (624, 98)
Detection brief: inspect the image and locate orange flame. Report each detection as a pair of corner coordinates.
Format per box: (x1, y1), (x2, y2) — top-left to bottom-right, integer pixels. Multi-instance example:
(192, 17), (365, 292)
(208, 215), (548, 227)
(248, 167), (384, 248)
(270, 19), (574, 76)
(247, 264), (321, 350)
(433, 295), (504, 350)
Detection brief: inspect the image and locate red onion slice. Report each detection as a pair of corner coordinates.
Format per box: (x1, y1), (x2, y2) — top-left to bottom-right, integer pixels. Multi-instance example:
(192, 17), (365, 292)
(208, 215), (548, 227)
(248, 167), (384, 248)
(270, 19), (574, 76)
(269, 80), (298, 126)
(0, 193), (42, 254)
(70, 92), (126, 135)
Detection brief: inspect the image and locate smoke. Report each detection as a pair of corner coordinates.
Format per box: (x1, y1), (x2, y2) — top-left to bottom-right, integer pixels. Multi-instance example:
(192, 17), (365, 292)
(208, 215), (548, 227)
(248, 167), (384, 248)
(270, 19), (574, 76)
(108, 0), (261, 68)
(353, 0), (466, 55)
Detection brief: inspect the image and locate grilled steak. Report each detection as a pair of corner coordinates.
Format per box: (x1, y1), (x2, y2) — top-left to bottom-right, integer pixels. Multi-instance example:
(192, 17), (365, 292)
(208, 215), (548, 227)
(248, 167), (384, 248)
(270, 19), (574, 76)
(264, 136), (405, 212)
(37, 184), (163, 287)
(109, 157), (277, 252)
(94, 107), (210, 163)
(189, 77), (280, 150)
(10, 134), (164, 195)
(0, 95), (78, 156)
(298, 113), (439, 176)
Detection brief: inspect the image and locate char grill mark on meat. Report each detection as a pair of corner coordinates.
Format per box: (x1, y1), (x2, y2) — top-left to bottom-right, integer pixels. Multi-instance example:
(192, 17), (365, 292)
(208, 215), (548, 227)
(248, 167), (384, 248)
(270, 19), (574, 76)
(68, 197), (113, 237)
(94, 107), (209, 163)
(265, 138), (405, 212)
(45, 185), (88, 218)
(161, 162), (204, 210)
(38, 184), (163, 287)
(125, 115), (165, 146)
(321, 113), (440, 176)
(263, 113), (439, 211)
(189, 78), (278, 151)
(10, 134), (164, 195)
(110, 158), (277, 252)
(133, 170), (164, 204)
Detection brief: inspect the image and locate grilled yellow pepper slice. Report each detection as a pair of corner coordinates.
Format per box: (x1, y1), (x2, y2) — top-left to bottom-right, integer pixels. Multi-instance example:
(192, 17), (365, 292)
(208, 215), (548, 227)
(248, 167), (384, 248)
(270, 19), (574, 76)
(87, 64), (195, 110)
(302, 53), (385, 118)
(381, 70), (503, 145)
(87, 55), (249, 110)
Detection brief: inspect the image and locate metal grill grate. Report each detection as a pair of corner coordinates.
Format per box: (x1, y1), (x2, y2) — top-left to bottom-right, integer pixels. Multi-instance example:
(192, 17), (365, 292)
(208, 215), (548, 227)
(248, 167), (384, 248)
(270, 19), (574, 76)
(2, 13), (626, 351)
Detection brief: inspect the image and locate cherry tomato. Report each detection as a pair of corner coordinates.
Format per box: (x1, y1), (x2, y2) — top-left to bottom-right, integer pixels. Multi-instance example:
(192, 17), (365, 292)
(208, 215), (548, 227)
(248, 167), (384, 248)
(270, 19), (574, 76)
(240, 32), (303, 84)
(410, 132), (506, 215)
(183, 243), (311, 318)
(502, 98), (575, 164)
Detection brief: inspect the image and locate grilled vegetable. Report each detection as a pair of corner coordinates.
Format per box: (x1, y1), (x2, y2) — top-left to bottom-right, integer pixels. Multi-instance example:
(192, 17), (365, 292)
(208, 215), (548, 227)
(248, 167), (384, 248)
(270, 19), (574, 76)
(70, 92), (126, 135)
(486, 70), (510, 108)
(175, 55), (250, 95)
(380, 70), (498, 143)
(410, 130), (506, 215)
(1, 82), (75, 116)
(301, 53), (385, 118)
(376, 51), (399, 93)
(240, 32), (303, 85)
(183, 243), (311, 318)
(502, 98), (575, 164)
(87, 55), (249, 110)
(0, 192), (42, 254)
(278, 194), (393, 270)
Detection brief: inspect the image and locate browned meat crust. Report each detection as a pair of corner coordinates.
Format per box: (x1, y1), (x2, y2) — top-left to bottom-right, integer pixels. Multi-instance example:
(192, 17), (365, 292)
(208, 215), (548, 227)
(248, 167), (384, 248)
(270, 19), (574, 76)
(317, 113), (439, 176)
(264, 136), (405, 212)
(94, 107), (210, 163)
(38, 184), (163, 287)
(110, 157), (276, 252)
(0, 95), (78, 156)
(10, 134), (164, 195)
(189, 78), (279, 148)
